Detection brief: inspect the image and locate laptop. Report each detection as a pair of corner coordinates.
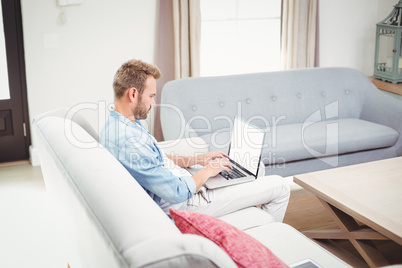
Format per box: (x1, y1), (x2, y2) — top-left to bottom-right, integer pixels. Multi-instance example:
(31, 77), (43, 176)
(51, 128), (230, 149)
(187, 116), (266, 189)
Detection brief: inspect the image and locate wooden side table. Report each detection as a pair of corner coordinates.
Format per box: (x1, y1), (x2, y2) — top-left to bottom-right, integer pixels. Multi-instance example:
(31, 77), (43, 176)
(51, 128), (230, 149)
(369, 76), (402, 97)
(294, 157), (402, 268)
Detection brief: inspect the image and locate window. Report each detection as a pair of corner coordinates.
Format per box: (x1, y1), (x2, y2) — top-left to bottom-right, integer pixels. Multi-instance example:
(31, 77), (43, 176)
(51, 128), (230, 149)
(200, 0), (281, 77)
(0, 3), (10, 100)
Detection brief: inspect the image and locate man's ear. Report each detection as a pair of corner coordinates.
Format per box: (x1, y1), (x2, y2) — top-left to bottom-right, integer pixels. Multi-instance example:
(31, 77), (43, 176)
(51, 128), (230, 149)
(128, 87), (137, 102)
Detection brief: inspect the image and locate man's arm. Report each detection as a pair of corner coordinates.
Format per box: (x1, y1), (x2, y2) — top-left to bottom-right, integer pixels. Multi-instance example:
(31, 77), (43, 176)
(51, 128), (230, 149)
(166, 151), (229, 168)
(166, 152), (232, 191)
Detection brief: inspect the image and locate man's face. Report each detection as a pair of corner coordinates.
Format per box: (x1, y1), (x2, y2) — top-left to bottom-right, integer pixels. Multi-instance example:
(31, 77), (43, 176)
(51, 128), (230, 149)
(134, 76), (156, 120)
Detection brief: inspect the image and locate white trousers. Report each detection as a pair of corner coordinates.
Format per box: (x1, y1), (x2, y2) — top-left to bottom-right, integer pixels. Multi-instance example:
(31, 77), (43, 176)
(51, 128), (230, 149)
(161, 175), (290, 222)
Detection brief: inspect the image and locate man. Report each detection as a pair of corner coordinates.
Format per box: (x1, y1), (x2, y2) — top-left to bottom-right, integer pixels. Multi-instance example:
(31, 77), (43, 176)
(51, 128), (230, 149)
(101, 59), (290, 222)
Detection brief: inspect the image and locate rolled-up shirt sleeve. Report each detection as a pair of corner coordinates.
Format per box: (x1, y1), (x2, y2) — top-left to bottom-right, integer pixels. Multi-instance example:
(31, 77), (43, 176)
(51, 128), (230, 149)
(122, 137), (196, 204)
(101, 110), (196, 205)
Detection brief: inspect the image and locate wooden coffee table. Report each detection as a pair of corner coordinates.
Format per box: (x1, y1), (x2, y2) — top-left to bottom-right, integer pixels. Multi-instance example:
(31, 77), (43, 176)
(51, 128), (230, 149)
(293, 157), (402, 268)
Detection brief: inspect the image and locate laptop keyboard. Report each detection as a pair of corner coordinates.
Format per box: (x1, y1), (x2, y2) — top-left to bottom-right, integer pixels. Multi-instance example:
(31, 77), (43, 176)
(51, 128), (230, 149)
(220, 167), (245, 180)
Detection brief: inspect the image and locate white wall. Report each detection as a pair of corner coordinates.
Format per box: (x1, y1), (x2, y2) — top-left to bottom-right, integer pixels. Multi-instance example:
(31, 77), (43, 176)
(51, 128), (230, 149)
(319, 0), (396, 75)
(21, 0), (158, 149)
(21, 0), (397, 158)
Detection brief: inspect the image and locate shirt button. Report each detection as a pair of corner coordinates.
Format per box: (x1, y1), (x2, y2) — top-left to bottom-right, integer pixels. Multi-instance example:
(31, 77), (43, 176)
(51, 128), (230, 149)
(321, 92), (326, 97)
(219, 101), (225, 107)
(246, 98), (251, 104)
(272, 96), (277, 101)
(297, 93), (302, 99)
(192, 105), (197, 111)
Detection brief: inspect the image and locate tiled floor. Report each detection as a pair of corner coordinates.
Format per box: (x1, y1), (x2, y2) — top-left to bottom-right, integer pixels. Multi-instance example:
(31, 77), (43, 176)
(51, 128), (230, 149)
(0, 161), (64, 268)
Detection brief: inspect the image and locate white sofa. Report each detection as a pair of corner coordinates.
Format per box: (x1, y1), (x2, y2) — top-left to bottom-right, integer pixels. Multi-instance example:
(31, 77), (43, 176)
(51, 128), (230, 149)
(32, 108), (350, 268)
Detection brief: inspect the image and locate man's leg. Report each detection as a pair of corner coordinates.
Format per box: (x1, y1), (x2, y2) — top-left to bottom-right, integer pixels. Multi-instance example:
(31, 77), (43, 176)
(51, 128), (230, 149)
(170, 175), (290, 222)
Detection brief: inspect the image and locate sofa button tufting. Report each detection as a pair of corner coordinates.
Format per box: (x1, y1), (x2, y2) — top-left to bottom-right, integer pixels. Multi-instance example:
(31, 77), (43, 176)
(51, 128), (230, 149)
(192, 105), (197, 111)
(297, 93), (302, 99)
(246, 98), (251, 104)
(219, 101), (225, 107)
(272, 96), (277, 101)
(321, 92), (326, 97)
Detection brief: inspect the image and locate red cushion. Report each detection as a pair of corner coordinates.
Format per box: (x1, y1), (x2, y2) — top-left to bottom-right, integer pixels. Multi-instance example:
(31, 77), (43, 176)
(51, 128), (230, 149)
(170, 209), (288, 268)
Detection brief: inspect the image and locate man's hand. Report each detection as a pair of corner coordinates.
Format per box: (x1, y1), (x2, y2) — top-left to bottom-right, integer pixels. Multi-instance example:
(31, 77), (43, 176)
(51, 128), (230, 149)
(196, 151), (229, 166)
(192, 157), (232, 190)
(204, 157), (232, 177)
(166, 151), (228, 168)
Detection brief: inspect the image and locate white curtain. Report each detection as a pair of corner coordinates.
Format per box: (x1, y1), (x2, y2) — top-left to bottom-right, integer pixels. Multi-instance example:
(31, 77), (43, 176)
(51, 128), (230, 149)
(281, 0), (318, 70)
(172, 0), (201, 79)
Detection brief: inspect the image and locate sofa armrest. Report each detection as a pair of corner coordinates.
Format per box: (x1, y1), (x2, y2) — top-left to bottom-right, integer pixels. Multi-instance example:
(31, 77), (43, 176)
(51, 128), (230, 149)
(360, 89), (402, 156)
(158, 137), (209, 156)
(123, 234), (237, 268)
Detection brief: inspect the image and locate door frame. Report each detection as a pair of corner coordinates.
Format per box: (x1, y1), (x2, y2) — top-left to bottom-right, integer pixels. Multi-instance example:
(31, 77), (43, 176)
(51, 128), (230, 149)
(1, 0), (31, 161)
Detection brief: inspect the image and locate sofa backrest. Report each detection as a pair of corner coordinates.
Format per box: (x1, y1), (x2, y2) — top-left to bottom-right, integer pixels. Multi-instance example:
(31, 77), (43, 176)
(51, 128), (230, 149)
(33, 107), (100, 142)
(160, 67), (377, 141)
(32, 110), (236, 268)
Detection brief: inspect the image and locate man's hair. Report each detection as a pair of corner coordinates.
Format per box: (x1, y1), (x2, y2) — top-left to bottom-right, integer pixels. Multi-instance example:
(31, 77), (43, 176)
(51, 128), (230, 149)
(113, 59), (161, 99)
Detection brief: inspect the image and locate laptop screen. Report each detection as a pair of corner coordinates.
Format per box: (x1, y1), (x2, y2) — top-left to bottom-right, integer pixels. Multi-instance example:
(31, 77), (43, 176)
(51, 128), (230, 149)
(228, 117), (265, 176)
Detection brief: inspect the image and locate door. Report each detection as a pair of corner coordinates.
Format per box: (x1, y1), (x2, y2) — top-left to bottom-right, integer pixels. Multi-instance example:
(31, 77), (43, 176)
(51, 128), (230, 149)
(0, 0), (30, 162)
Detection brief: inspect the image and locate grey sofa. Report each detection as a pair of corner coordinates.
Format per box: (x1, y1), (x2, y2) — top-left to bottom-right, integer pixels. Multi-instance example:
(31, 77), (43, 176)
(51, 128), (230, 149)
(160, 67), (402, 177)
(32, 108), (350, 268)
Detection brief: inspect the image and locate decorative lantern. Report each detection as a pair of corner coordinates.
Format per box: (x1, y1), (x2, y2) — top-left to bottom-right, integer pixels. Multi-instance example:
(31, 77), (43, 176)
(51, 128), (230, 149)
(374, 0), (402, 83)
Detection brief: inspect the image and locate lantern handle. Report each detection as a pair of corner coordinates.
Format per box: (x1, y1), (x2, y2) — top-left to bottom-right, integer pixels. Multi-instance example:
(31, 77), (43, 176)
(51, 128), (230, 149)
(378, 2), (402, 26)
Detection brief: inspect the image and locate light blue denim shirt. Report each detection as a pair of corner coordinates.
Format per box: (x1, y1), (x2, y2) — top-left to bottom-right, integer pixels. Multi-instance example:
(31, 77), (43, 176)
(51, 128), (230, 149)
(100, 109), (196, 205)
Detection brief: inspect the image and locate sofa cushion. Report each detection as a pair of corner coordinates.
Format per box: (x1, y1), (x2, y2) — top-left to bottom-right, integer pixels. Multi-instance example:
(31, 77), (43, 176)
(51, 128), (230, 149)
(218, 207), (274, 231)
(268, 118), (399, 165)
(201, 118), (399, 165)
(170, 209), (288, 268)
(244, 223), (350, 267)
(157, 137), (209, 156)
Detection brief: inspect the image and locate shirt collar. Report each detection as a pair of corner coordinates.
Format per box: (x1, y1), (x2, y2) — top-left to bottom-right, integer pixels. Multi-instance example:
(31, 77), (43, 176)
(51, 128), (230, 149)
(109, 108), (150, 134)
(110, 108), (141, 126)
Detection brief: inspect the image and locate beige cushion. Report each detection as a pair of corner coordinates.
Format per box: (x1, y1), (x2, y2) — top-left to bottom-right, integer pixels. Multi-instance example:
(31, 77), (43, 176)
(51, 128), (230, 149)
(218, 207), (274, 231)
(158, 137), (209, 156)
(245, 223), (350, 267)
